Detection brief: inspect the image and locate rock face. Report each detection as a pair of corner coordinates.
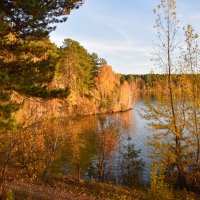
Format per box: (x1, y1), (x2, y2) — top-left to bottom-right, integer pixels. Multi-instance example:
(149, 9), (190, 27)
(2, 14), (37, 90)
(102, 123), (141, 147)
(75, 65), (134, 115)
(14, 65), (135, 121)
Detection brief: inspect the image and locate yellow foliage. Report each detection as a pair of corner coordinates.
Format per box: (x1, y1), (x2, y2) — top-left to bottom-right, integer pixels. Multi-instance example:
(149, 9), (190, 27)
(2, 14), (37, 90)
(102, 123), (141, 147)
(148, 164), (174, 200)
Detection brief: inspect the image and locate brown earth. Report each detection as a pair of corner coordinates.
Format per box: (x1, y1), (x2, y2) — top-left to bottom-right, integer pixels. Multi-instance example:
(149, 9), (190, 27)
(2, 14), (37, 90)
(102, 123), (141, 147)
(8, 178), (145, 200)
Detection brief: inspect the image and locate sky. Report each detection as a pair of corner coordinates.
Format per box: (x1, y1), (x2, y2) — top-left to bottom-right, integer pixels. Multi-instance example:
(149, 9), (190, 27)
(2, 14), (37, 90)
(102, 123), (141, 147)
(50, 0), (200, 74)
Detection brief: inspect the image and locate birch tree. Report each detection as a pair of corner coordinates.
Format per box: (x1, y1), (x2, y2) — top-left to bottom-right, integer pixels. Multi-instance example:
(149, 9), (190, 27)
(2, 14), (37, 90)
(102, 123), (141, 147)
(143, 0), (188, 187)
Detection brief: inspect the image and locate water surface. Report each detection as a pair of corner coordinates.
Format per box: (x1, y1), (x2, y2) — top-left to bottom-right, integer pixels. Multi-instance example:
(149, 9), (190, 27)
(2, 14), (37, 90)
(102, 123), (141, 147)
(51, 95), (155, 185)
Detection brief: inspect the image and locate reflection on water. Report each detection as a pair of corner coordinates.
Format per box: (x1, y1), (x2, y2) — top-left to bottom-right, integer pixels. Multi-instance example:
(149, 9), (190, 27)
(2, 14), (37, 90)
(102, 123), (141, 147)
(103, 99), (154, 185)
(49, 95), (154, 186)
(128, 100), (154, 184)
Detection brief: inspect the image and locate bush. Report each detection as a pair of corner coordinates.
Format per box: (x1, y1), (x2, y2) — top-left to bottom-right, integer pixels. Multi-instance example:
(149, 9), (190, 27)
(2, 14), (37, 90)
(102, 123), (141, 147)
(147, 164), (174, 200)
(6, 189), (14, 200)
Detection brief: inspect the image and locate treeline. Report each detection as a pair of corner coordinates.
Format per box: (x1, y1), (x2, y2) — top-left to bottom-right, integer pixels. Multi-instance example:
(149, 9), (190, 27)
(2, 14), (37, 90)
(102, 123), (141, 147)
(121, 74), (200, 91)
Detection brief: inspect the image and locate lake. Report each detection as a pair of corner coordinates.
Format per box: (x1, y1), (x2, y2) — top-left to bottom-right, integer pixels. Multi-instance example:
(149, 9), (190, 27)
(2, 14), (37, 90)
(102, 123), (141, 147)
(120, 98), (154, 185)
(96, 96), (154, 185)
(50, 95), (155, 186)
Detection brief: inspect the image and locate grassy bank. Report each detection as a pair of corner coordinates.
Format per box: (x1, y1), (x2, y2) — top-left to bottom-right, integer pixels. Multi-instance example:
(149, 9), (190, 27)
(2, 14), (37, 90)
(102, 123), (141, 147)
(5, 176), (199, 200)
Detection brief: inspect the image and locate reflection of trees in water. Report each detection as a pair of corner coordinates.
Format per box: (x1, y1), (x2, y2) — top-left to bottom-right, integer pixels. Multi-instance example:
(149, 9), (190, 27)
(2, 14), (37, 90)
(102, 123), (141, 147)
(120, 110), (134, 132)
(55, 112), (145, 186)
(61, 116), (98, 180)
(0, 109), (144, 189)
(93, 116), (121, 182)
(75, 113), (145, 186)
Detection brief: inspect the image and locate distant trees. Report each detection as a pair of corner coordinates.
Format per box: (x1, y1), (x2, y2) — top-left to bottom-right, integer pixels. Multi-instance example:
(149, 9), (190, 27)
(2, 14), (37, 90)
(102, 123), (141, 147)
(120, 74), (168, 91)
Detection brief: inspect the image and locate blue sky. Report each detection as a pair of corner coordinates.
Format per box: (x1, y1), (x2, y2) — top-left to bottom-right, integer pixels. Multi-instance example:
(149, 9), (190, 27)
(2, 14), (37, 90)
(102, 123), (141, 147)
(50, 0), (200, 74)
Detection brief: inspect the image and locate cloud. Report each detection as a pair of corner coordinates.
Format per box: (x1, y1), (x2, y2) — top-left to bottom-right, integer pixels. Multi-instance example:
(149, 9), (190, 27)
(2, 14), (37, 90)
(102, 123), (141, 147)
(189, 14), (200, 21)
(81, 41), (152, 56)
(49, 33), (153, 74)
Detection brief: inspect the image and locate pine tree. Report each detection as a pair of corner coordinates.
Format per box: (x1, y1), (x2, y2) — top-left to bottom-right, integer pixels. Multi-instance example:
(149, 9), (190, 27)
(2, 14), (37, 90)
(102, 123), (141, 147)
(0, 1), (84, 130)
(57, 39), (105, 95)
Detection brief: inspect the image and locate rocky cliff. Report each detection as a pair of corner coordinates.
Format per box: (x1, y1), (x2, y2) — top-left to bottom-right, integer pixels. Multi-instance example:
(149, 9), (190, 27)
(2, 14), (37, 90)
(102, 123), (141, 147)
(14, 65), (135, 122)
(74, 65), (134, 115)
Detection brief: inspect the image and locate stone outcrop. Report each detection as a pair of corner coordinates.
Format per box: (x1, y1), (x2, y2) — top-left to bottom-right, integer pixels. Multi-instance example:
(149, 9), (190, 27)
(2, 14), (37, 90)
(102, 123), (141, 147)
(14, 65), (135, 121)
